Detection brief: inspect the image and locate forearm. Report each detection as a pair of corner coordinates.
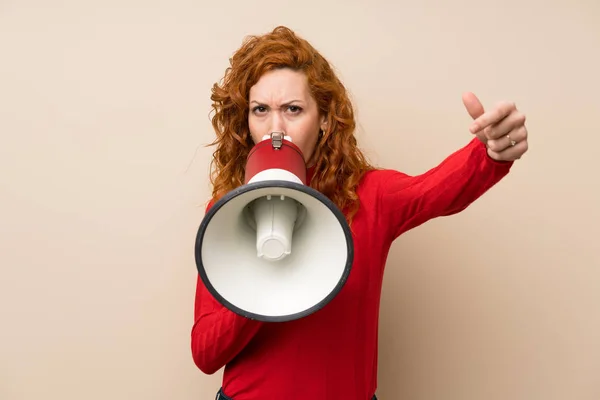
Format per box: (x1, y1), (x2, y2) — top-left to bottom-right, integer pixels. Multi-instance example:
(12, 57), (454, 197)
(382, 138), (513, 239)
(190, 276), (263, 374)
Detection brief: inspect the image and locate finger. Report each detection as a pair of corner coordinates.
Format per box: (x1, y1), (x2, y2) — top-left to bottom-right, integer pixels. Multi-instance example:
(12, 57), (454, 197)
(462, 92), (485, 120)
(487, 137), (528, 161)
(487, 126), (528, 153)
(483, 110), (526, 140)
(469, 101), (517, 133)
(475, 131), (488, 145)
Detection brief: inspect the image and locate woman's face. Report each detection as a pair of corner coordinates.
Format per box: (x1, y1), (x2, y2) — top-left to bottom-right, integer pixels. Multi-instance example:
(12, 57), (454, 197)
(248, 68), (326, 165)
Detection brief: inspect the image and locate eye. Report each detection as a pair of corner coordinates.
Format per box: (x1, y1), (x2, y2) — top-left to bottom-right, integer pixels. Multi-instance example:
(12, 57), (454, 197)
(287, 105), (302, 113)
(251, 105), (268, 114)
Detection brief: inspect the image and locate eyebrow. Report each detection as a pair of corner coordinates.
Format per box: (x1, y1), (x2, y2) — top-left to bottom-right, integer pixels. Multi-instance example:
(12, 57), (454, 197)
(250, 99), (304, 106)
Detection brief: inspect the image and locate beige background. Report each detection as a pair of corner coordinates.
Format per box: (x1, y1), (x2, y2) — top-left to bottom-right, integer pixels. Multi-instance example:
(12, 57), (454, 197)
(1, 1), (598, 399)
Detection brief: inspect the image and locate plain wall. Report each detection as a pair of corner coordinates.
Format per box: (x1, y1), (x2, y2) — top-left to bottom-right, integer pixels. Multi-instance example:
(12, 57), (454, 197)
(1, 1), (598, 399)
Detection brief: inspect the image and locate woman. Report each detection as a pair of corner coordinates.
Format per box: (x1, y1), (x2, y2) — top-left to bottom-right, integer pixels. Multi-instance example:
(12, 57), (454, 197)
(191, 26), (528, 400)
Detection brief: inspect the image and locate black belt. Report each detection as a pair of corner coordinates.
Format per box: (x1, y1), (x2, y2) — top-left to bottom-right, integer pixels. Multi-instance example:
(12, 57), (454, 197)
(216, 388), (377, 400)
(215, 389), (233, 400)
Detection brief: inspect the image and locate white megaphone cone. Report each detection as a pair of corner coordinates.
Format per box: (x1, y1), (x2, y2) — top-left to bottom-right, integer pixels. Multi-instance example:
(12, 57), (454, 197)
(194, 132), (354, 322)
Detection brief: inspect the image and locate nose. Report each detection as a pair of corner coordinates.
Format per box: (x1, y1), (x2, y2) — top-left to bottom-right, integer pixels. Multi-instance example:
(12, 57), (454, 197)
(269, 111), (286, 134)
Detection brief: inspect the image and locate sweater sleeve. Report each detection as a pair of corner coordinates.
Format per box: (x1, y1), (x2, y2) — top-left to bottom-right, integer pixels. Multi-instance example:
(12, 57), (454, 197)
(378, 138), (513, 241)
(190, 200), (264, 375)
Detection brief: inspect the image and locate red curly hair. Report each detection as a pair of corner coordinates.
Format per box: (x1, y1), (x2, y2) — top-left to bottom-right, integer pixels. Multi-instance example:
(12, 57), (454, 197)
(208, 26), (374, 223)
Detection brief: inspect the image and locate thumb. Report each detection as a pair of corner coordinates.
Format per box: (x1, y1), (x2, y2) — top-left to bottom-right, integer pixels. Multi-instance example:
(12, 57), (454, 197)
(462, 92), (484, 120)
(462, 91), (488, 144)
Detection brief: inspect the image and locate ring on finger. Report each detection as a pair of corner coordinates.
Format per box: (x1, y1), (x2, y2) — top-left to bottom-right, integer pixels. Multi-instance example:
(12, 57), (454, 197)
(507, 134), (517, 147)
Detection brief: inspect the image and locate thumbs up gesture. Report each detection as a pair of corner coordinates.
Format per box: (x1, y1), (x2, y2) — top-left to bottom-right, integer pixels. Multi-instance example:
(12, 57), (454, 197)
(462, 92), (529, 162)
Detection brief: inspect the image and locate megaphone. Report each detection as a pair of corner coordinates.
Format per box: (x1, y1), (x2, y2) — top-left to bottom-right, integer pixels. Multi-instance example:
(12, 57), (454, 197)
(194, 131), (354, 322)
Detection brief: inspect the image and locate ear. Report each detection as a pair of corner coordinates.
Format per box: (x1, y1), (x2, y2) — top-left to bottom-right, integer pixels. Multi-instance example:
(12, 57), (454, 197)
(320, 115), (328, 132)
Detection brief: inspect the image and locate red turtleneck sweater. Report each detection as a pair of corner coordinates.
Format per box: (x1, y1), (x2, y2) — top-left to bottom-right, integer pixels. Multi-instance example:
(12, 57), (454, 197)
(191, 138), (512, 400)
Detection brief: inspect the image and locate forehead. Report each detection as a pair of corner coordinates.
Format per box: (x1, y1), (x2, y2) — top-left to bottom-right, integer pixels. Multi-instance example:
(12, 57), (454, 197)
(249, 68), (311, 102)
